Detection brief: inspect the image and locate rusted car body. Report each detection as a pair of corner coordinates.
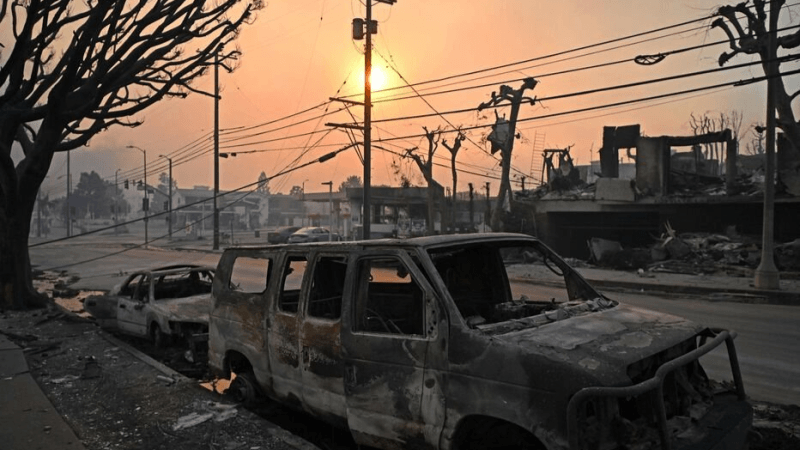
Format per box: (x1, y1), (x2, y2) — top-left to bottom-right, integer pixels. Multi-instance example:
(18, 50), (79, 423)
(208, 234), (751, 450)
(85, 265), (214, 351)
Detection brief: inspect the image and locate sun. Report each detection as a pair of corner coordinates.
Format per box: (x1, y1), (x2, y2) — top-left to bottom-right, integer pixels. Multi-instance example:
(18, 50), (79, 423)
(358, 65), (390, 91)
(370, 65), (389, 91)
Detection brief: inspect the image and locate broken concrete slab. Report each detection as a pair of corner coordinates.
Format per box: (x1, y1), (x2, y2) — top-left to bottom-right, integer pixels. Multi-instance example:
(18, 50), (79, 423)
(595, 178), (636, 201)
(588, 237), (624, 262)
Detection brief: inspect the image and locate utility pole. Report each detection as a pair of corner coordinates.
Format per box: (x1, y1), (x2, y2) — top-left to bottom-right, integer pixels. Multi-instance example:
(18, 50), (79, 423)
(127, 145), (148, 247)
(159, 155), (173, 239)
(478, 77), (538, 231)
(484, 182), (490, 233)
(363, 0), (373, 241)
(213, 48), (221, 250)
(345, 0), (396, 240)
(66, 150), (71, 237)
(468, 182), (474, 232)
(322, 181), (333, 241)
(114, 168), (121, 235)
(754, 0), (780, 289)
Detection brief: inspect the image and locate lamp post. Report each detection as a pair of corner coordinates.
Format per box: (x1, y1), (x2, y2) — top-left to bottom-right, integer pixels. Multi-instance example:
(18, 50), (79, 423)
(322, 181), (333, 241)
(302, 179), (308, 226)
(127, 145), (148, 247)
(159, 155), (173, 239)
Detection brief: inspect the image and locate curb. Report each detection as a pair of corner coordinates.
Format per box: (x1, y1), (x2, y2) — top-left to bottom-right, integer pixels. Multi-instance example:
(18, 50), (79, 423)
(48, 301), (321, 450)
(511, 276), (800, 306)
(584, 277), (800, 306)
(98, 332), (190, 382)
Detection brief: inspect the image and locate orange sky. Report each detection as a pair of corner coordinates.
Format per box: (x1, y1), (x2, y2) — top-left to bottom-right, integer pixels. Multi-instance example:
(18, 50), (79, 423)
(38, 0), (798, 199)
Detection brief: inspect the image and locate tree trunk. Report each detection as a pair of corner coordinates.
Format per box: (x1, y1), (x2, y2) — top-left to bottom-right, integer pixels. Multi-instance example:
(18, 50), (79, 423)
(0, 133), (55, 310)
(0, 190), (49, 310)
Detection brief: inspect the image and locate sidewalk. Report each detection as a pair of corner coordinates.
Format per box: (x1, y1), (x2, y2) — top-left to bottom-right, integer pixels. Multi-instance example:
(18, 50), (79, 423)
(576, 267), (800, 306)
(0, 333), (86, 450)
(0, 309), (319, 450)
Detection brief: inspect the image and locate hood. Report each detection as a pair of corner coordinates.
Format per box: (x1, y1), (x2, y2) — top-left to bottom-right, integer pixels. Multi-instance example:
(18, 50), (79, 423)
(149, 294), (211, 324)
(493, 304), (705, 385)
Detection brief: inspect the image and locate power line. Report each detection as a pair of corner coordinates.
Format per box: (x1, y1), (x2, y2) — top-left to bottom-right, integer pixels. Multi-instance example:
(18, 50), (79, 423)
(368, 65), (800, 144)
(364, 53), (798, 125)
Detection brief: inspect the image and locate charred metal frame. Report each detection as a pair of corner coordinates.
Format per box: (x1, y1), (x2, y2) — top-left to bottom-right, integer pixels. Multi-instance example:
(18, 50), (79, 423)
(566, 328), (746, 450)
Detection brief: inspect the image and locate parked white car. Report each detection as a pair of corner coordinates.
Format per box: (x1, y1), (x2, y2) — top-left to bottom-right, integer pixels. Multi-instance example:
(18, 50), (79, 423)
(286, 226), (342, 243)
(84, 265), (214, 354)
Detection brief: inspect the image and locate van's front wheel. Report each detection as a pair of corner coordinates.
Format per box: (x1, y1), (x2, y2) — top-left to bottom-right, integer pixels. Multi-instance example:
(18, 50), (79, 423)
(227, 371), (261, 407)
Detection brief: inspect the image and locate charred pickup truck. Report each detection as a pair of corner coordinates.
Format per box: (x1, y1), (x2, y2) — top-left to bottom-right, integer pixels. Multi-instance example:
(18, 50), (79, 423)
(208, 233), (751, 450)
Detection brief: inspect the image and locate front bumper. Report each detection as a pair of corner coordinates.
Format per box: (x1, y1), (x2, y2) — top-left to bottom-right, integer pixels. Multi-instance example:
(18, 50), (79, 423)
(566, 329), (751, 450)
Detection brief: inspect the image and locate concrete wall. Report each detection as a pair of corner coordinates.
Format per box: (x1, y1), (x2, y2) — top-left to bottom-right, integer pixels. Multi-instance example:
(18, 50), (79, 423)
(635, 137), (669, 196)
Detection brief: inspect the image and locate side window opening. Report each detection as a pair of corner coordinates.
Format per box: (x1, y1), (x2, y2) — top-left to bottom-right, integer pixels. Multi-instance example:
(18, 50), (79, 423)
(307, 256), (347, 320)
(135, 275), (151, 302)
(353, 257), (424, 336)
(230, 256), (272, 294)
(279, 256), (307, 313)
(120, 274), (143, 298)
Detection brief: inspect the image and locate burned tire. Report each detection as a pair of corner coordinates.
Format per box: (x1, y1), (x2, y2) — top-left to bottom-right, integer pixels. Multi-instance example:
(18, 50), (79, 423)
(226, 371), (261, 407)
(151, 323), (170, 349)
(457, 421), (543, 450)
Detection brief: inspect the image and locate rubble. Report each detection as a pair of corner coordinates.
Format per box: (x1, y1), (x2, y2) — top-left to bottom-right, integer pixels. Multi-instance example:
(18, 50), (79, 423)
(587, 226), (800, 277)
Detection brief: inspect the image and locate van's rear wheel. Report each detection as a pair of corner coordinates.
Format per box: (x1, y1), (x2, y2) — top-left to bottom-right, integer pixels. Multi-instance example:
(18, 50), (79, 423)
(227, 371), (261, 407)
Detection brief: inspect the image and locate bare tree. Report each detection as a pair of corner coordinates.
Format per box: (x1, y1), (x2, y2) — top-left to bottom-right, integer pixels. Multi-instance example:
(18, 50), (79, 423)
(713, 0), (800, 152)
(688, 110), (745, 174)
(442, 130), (465, 233)
(0, 0), (262, 309)
(405, 126), (441, 235)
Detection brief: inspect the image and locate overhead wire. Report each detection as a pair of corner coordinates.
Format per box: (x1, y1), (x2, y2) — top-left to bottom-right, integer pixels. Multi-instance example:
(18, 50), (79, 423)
(73, 2), (800, 196)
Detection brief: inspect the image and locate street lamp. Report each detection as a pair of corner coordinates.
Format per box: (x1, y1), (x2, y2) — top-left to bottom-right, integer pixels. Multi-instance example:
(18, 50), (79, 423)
(322, 181), (333, 241)
(127, 145), (148, 247)
(159, 154), (173, 239)
(301, 179), (308, 226)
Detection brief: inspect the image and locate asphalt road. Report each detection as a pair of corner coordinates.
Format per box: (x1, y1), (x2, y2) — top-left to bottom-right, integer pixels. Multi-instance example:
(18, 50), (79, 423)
(30, 242), (800, 406)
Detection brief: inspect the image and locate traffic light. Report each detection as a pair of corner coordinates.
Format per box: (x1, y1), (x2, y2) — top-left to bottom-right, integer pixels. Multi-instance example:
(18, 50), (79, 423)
(142, 197), (149, 211)
(163, 200), (169, 211)
(124, 180), (129, 189)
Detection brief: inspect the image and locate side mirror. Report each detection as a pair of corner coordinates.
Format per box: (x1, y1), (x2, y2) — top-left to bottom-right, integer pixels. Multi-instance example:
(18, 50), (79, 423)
(134, 303), (145, 310)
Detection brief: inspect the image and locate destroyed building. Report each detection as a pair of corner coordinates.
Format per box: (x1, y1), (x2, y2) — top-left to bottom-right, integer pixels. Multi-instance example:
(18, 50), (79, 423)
(515, 124), (800, 260)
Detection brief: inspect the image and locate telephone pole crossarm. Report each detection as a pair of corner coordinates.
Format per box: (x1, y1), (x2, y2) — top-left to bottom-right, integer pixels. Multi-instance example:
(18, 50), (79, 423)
(325, 122), (365, 130)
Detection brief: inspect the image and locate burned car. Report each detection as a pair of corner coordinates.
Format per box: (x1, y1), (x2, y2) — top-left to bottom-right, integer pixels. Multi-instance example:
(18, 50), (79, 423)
(208, 234), (751, 450)
(85, 265), (214, 352)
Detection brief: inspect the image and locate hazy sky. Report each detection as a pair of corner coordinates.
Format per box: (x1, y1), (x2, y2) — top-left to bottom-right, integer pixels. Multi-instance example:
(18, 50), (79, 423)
(37, 0), (798, 199)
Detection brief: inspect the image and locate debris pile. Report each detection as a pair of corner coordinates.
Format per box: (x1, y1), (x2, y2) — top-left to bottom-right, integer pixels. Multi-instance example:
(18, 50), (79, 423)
(588, 226), (800, 276)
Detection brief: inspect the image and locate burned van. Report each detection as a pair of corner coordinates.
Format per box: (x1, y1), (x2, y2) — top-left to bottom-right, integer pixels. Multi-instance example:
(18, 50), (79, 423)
(208, 233), (751, 450)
